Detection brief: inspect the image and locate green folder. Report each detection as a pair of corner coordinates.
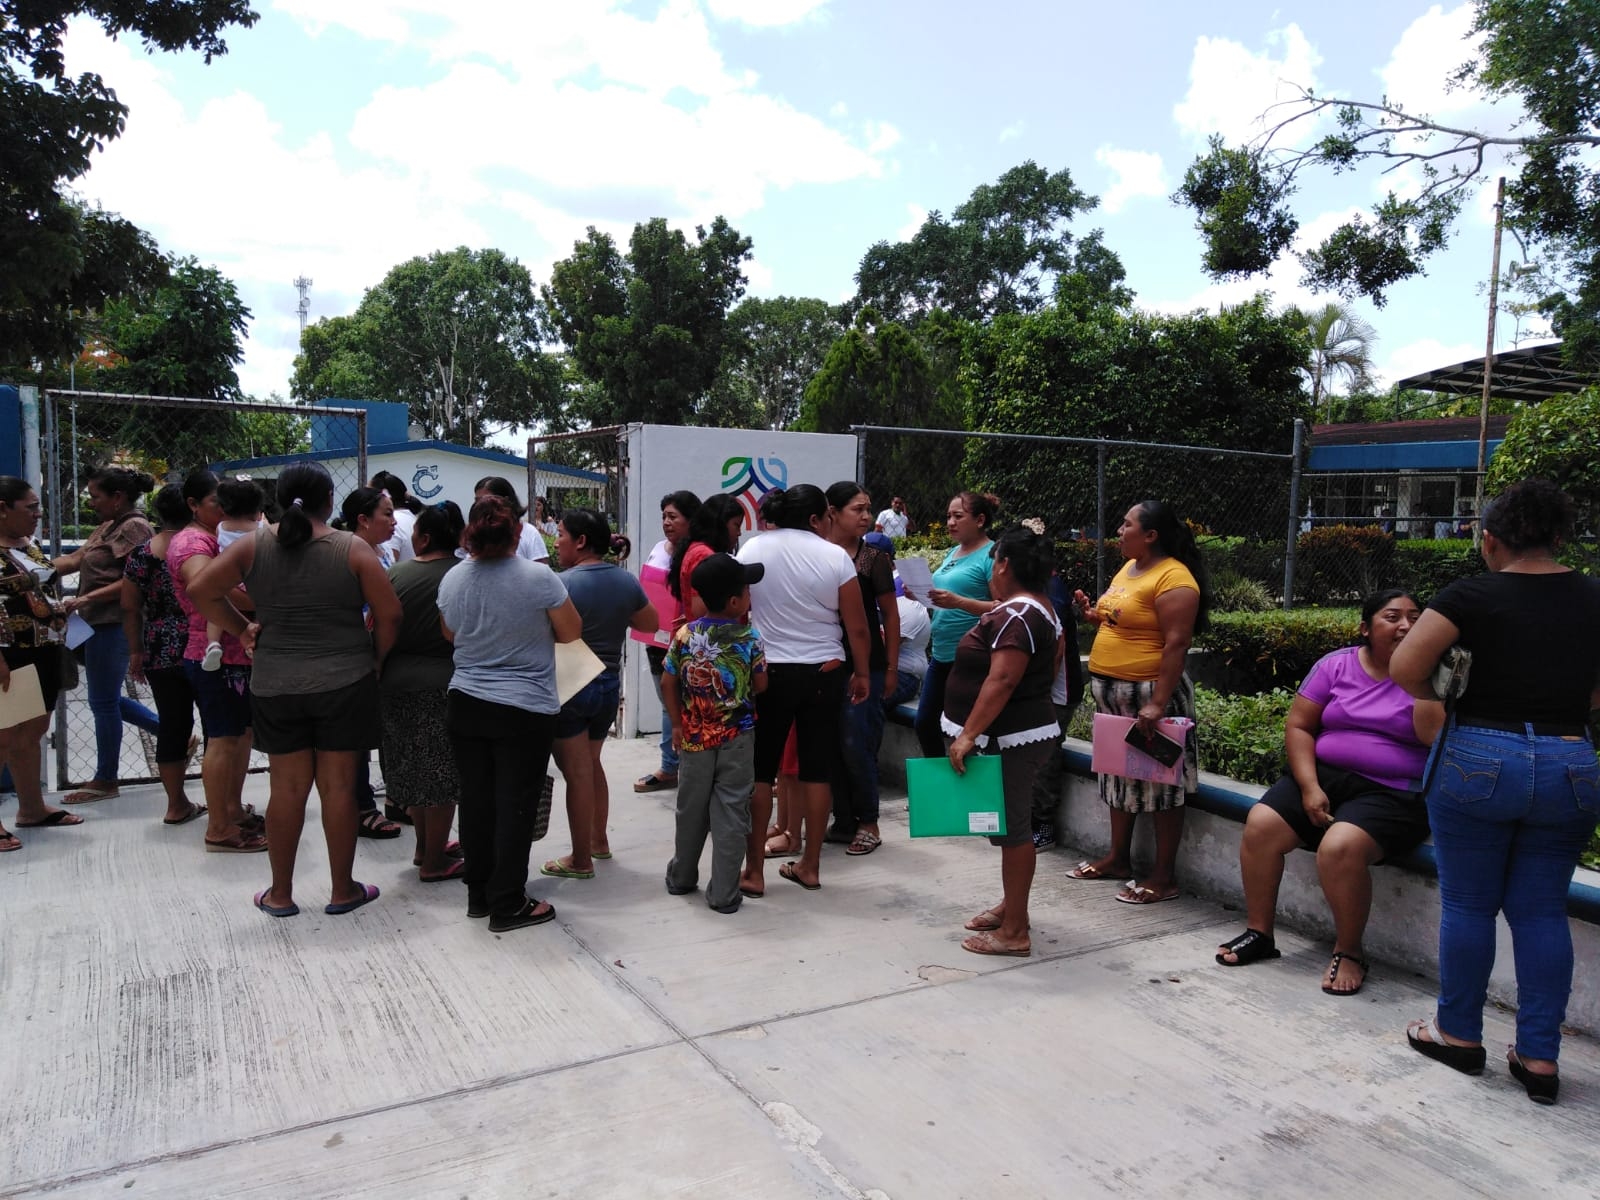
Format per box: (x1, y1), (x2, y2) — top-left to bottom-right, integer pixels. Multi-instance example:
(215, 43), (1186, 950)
(906, 755), (1007, 838)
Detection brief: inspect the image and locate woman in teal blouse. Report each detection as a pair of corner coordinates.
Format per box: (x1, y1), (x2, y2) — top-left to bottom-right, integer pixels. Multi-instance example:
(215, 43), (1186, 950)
(912, 490), (999, 757)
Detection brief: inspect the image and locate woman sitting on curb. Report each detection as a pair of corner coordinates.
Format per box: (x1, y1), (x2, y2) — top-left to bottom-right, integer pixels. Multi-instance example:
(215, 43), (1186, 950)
(1216, 589), (1443, 994)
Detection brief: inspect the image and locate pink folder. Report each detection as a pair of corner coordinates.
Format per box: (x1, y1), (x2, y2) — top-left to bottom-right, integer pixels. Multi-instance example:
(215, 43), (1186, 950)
(629, 563), (678, 647)
(1090, 713), (1194, 786)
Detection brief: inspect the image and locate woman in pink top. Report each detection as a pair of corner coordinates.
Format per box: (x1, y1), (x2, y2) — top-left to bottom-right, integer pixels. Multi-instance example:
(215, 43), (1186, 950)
(1216, 589), (1444, 994)
(167, 469), (265, 852)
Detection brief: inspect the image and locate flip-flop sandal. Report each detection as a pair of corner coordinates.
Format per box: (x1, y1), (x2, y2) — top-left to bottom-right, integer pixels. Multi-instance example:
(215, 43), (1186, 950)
(845, 831), (882, 856)
(778, 862), (820, 891)
(61, 786), (118, 805)
(163, 802), (208, 826)
(1115, 884), (1180, 905)
(16, 809), (84, 828)
(0, 828), (20, 852)
(541, 859), (595, 880)
(1216, 928), (1281, 966)
(356, 811), (402, 839)
(419, 858), (468, 883)
(633, 773), (678, 793)
(592, 850), (613, 860)
(965, 907), (1004, 931)
(325, 882), (380, 915)
(763, 834), (798, 859)
(254, 888), (299, 918)
(1066, 861), (1133, 881)
(961, 931), (1031, 957)
(205, 829), (268, 853)
(1322, 950), (1369, 996)
(413, 842), (465, 866)
(1406, 1017), (1486, 1075)
(739, 885), (764, 898)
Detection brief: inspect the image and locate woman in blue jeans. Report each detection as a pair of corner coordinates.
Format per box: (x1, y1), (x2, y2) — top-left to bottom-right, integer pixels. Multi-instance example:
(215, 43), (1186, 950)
(1392, 479), (1600, 1105)
(57, 468), (160, 805)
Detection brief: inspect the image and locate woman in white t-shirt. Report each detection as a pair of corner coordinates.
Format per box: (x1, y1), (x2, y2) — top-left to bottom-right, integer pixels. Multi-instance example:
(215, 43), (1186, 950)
(371, 471), (419, 564)
(737, 484), (871, 895)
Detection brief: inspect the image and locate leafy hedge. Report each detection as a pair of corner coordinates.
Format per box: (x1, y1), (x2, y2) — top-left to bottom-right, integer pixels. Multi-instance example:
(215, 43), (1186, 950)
(1193, 607), (1361, 692)
(1067, 685), (1294, 787)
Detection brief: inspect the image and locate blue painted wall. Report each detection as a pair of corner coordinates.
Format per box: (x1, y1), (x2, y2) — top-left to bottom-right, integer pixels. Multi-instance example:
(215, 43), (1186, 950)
(0, 386), (19, 476)
(1308, 438), (1503, 471)
(310, 399), (409, 453)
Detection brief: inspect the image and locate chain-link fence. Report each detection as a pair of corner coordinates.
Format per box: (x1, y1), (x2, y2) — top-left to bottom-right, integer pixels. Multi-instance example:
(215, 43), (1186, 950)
(851, 424), (1301, 606)
(36, 389), (367, 790)
(527, 426), (624, 527)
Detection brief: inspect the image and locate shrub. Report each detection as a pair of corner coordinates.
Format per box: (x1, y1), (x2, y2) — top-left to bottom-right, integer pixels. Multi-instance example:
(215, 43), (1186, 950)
(1195, 608), (1361, 692)
(1194, 685), (1295, 785)
(1200, 536), (1284, 598)
(1390, 539), (1484, 603)
(1211, 570), (1274, 613)
(1294, 524), (1395, 604)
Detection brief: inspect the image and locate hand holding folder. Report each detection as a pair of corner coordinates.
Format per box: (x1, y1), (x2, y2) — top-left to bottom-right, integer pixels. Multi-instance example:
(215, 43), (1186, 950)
(906, 755), (1007, 837)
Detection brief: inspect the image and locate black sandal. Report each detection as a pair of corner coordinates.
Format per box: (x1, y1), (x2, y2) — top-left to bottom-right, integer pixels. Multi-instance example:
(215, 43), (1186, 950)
(1508, 1049), (1559, 1105)
(1322, 950), (1369, 996)
(1216, 928), (1281, 966)
(357, 810), (402, 839)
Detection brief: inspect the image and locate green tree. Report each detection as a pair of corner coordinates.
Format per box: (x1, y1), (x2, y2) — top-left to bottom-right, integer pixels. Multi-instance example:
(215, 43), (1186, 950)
(292, 247), (560, 445)
(1173, 1), (1600, 365)
(1299, 302), (1377, 420)
(962, 296), (1309, 541)
(795, 308), (967, 522)
(713, 296), (846, 429)
(96, 257), (250, 399)
(543, 216), (753, 426)
(854, 161), (1131, 323)
(1486, 387), (1600, 529)
(1, 1), (257, 365)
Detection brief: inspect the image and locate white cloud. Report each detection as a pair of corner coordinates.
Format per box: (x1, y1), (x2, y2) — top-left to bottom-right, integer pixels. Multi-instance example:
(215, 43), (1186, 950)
(63, 3), (894, 399)
(1373, 337), (1482, 390)
(1095, 146), (1166, 214)
(998, 121), (1025, 144)
(895, 204), (927, 242)
(1380, 4), (1482, 119)
(743, 254), (775, 294)
(705, 0), (830, 26)
(1173, 24), (1322, 144)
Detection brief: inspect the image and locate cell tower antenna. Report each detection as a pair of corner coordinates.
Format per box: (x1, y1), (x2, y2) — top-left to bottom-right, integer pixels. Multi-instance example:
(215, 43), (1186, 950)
(294, 275), (313, 334)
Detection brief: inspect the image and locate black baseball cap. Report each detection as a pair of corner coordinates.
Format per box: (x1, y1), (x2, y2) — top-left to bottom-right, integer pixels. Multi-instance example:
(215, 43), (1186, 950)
(691, 552), (765, 611)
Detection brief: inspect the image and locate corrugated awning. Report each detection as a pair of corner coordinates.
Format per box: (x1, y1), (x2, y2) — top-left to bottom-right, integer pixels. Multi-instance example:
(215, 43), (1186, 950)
(1396, 341), (1589, 403)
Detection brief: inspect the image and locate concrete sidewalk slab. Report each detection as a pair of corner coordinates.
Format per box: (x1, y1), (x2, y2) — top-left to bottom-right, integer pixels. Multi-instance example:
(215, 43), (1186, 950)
(5, 736), (1599, 1198)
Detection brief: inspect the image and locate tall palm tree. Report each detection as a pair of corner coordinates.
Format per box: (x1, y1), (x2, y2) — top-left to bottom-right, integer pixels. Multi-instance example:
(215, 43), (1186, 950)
(1303, 302), (1377, 421)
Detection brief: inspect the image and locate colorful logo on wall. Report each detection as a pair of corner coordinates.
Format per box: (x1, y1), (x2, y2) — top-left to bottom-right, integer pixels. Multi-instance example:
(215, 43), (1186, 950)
(411, 464), (442, 499)
(721, 456), (787, 529)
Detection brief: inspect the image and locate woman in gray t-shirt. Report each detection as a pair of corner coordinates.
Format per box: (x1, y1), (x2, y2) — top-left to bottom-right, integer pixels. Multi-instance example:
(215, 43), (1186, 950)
(438, 496), (581, 932)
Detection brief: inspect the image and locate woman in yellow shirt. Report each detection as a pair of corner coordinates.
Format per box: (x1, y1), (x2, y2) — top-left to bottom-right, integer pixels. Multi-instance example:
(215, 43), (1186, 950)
(1071, 500), (1210, 903)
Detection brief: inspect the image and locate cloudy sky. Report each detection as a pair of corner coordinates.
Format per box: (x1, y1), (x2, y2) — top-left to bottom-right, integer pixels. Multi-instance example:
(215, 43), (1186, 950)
(61, 0), (1539, 407)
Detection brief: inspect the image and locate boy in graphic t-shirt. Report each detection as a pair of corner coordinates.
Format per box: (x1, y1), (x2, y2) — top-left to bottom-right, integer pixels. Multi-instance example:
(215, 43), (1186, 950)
(661, 554), (768, 913)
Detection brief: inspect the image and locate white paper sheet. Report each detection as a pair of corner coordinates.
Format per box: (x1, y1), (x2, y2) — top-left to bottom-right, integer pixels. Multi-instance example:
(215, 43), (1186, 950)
(895, 556), (935, 606)
(64, 613), (93, 650)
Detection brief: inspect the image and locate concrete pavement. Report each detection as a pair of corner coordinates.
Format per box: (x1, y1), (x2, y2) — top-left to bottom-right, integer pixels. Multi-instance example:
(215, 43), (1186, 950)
(5, 736), (1600, 1198)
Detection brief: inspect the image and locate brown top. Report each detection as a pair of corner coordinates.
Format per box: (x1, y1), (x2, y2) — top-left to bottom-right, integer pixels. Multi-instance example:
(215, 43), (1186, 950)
(243, 527), (374, 697)
(77, 512), (154, 626)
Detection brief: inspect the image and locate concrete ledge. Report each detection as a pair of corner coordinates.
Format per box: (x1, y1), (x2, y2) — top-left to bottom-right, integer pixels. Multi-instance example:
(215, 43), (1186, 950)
(880, 718), (1600, 1034)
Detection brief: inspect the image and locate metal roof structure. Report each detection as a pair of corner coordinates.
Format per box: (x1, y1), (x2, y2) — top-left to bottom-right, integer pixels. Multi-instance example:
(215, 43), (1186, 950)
(1395, 341), (1592, 403)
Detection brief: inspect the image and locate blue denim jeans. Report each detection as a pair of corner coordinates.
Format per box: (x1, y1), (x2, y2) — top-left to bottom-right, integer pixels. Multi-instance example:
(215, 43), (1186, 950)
(833, 669), (887, 826)
(84, 623), (160, 782)
(1427, 721), (1600, 1060)
(651, 668), (679, 776)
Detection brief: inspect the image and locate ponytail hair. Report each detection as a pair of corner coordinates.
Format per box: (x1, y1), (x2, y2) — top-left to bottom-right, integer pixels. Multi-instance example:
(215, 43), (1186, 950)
(473, 475), (526, 519)
(562, 507), (629, 561)
(991, 526), (1053, 593)
(276, 463), (335, 550)
(370, 469), (422, 514)
(413, 500), (464, 554)
(339, 486), (385, 530)
(88, 466), (156, 503)
(464, 496), (518, 559)
(152, 483), (189, 531)
(670, 493), (742, 598)
(771, 483), (827, 532)
(1133, 499), (1212, 633)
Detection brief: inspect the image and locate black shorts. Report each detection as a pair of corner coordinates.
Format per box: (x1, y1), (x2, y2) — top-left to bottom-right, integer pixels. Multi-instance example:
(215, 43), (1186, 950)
(2, 645), (62, 713)
(252, 673), (381, 755)
(753, 663), (847, 784)
(186, 660), (252, 739)
(1257, 762), (1429, 862)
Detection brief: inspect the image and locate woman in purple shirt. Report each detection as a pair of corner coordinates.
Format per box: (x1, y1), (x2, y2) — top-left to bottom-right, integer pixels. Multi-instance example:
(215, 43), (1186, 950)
(1216, 589), (1444, 995)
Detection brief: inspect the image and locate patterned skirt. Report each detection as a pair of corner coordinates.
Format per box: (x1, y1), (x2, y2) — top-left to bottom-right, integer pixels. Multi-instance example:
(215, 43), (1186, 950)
(1090, 673), (1198, 814)
(379, 686), (459, 809)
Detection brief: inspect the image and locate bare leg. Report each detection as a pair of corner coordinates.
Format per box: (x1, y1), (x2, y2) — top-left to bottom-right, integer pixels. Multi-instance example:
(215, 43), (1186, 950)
(550, 733), (594, 872)
(1142, 807), (1186, 893)
(1219, 805), (1301, 960)
(1080, 806), (1137, 876)
(416, 805), (459, 876)
(994, 842), (1036, 947)
(6, 716), (62, 824)
(787, 779), (831, 888)
(262, 749), (316, 909)
(588, 738), (610, 855)
(743, 780), (772, 895)
(315, 749), (362, 905)
(1317, 822), (1381, 992)
(157, 760), (195, 821)
(202, 733), (252, 839)
(764, 773), (800, 856)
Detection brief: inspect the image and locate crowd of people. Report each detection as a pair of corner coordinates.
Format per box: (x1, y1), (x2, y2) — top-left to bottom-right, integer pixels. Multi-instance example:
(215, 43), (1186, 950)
(0, 465), (1596, 1106)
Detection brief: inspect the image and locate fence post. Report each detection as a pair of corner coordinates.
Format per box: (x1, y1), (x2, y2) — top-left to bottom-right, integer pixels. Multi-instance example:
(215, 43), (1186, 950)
(18, 386), (40, 488)
(1283, 417), (1305, 610)
(41, 393), (69, 789)
(354, 411), (367, 488)
(854, 429), (867, 487)
(1095, 439), (1107, 599)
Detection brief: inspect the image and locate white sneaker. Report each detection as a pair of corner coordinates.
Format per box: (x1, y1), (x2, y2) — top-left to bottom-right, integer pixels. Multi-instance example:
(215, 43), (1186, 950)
(201, 641), (223, 671)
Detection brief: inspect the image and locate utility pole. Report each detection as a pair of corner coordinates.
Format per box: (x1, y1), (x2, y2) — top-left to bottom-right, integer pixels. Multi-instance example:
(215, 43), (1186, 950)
(294, 276), (313, 335)
(1473, 177), (1505, 548)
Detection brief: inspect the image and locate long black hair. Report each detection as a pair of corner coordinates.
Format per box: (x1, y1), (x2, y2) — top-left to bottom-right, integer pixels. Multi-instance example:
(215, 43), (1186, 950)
(563, 507), (629, 561)
(276, 463), (336, 550)
(991, 527), (1053, 593)
(414, 501), (464, 553)
(670, 493), (743, 599)
(768, 483), (828, 532)
(473, 475), (526, 519)
(1132, 499), (1212, 634)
